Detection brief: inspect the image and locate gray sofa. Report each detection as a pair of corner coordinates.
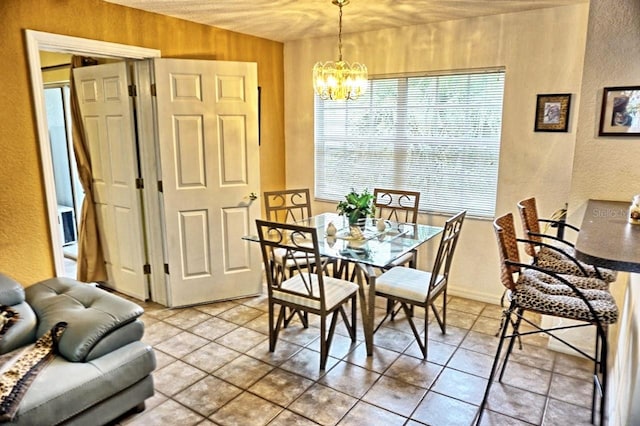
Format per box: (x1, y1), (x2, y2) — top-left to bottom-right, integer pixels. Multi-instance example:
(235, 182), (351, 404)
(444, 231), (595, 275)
(0, 273), (156, 425)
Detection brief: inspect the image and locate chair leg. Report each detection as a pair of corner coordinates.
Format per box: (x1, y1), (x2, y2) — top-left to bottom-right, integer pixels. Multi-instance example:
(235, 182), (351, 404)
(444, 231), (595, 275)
(402, 302), (426, 358)
(476, 303), (514, 426)
(320, 310), (341, 370)
(498, 308), (523, 382)
(270, 304), (285, 352)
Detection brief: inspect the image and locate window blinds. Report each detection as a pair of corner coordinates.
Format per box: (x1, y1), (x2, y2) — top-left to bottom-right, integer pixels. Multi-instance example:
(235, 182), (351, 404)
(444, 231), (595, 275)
(314, 70), (505, 218)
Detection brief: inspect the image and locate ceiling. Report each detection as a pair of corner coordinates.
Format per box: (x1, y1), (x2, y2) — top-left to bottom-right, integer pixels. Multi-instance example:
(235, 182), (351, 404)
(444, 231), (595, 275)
(104, 0), (587, 43)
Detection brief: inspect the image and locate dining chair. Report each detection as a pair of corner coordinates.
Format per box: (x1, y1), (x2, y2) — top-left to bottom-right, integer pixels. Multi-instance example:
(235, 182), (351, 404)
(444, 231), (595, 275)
(255, 219), (358, 369)
(373, 210), (466, 359)
(373, 188), (421, 268)
(517, 197), (617, 283)
(263, 188), (325, 326)
(476, 213), (618, 426)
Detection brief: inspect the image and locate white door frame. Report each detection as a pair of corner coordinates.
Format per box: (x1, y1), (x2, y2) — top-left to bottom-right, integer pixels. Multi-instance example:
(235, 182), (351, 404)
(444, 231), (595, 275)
(25, 30), (163, 301)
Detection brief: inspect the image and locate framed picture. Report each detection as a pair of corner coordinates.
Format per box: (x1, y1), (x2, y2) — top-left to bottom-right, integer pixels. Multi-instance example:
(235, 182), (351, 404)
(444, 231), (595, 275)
(534, 93), (572, 132)
(599, 86), (640, 136)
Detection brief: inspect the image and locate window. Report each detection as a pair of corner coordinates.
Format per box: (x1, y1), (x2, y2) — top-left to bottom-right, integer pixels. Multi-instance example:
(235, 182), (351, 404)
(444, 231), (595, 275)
(314, 69), (505, 218)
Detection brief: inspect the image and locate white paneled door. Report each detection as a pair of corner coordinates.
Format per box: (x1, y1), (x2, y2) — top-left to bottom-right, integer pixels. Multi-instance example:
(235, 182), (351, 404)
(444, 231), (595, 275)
(152, 59), (262, 307)
(73, 62), (148, 300)
(73, 59), (262, 307)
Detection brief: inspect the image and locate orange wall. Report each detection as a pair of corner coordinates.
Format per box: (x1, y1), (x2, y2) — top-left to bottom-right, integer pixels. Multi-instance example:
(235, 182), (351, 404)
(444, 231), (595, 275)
(0, 0), (285, 285)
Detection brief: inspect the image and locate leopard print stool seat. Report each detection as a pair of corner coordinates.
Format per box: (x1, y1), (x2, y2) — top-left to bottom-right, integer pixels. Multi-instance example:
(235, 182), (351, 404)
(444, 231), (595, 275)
(536, 246), (618, 283)
(514, 269), (619, 324)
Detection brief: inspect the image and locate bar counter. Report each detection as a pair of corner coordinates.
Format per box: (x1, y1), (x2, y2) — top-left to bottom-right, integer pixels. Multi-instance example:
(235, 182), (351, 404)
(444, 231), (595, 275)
(575, 199), (640, 273)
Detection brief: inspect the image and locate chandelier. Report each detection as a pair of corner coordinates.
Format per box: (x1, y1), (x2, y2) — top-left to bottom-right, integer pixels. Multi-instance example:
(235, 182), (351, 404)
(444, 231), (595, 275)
(313, 0), (368, 101)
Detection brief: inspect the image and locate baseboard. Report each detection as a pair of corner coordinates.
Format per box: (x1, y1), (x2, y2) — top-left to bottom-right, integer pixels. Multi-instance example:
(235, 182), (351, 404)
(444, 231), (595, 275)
(448, 286), (503, 306)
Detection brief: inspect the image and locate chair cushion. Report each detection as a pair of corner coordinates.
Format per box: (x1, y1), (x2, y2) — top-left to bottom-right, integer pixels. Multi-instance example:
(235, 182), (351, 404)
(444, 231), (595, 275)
(375, 266), (445, 304)
(537, 247), (617, 283)
(514, 269), (618, 324)
(273, 274), (357, 311)
(522, 269), (609, 293)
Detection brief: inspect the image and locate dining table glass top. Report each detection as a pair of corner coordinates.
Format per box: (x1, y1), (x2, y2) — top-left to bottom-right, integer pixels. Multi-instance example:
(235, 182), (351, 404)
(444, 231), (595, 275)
(247, 213), (443, 269)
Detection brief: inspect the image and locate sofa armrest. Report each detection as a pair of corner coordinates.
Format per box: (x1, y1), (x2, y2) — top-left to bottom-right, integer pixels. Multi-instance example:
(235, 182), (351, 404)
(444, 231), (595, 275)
(0, 273), (26, 306)
(25, 278), (144, 362)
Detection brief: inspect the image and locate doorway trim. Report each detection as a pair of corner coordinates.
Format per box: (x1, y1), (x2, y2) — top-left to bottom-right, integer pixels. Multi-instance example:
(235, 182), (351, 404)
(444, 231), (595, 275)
(25, 30), (161, 295)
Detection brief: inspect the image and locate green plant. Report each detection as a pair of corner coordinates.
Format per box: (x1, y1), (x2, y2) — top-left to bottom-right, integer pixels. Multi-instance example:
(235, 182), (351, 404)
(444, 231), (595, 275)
(337, 189), (376, 225)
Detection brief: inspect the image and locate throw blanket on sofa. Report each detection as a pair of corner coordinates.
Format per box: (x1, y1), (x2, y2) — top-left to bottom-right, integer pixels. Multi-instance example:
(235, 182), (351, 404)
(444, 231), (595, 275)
(0, 306), (19, 338)
(0, 321), (67, 421)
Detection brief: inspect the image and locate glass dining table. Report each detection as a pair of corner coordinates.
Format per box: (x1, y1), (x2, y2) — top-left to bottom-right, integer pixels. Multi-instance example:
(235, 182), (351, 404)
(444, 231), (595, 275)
(246, 212), (443, 356)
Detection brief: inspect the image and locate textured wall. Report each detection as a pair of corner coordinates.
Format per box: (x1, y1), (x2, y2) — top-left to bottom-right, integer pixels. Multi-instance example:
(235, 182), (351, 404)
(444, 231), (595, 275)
(0, 0), (285, 285)
(568, 1), (640, 424)
(284, 4), (590, 302)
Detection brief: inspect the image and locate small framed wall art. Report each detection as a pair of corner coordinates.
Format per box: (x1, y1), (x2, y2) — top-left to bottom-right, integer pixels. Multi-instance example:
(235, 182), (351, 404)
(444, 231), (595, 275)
(534, 93), (572, 132)
(598, 86), (640, 136)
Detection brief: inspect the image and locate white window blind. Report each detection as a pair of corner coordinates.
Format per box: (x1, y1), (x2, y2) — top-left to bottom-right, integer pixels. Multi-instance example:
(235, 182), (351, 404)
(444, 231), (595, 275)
(314, 70), (505, 218)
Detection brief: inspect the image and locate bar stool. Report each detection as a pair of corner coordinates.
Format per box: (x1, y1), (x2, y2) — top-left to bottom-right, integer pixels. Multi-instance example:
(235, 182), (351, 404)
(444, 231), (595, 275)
(476, 213), (618, 426)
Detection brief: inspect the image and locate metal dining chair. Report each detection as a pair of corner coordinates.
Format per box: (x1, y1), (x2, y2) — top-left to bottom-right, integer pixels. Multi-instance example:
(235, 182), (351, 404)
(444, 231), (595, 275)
(256, 219), (358, 369)
(476, 212), (618, 426)
(517, 197), (617, 283)
(373, 210), (466, 359)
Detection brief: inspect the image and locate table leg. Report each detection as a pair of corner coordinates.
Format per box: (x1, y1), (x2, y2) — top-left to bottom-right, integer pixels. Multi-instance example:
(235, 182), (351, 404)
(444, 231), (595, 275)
(355, 264), (377, 356)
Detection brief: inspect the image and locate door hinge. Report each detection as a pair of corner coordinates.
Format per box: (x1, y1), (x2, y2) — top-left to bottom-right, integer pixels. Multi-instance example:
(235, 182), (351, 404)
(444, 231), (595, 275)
(143, 264), (151, 275)
(135, 178), (144, 189)
(150, 83), (157, 97)
(128, 84), (137, 97)
(164, 263), (170, 274)
(157, 180), (163, 193)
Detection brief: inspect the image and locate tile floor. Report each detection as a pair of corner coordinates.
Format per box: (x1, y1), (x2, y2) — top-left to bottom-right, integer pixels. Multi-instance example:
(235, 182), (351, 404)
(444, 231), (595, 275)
(112, 289), (597, 426)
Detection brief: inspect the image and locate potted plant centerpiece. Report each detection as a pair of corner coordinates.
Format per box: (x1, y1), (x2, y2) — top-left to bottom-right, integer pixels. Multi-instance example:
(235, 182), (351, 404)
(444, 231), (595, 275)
(337, 188), (376, 227)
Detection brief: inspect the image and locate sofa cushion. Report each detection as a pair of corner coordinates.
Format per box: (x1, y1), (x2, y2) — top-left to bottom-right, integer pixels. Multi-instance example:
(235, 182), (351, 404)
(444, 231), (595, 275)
(0, 274), (25, 307)
(25, 278), (144, 362)
(10, 341), (155, 425)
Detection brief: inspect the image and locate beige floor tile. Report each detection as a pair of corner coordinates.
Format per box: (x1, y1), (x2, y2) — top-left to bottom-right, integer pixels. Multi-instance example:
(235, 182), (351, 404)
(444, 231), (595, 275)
(403, 339), (457, 365)
(208, 392), (282, 426)
(246, 339), (303, 366)
(163, 308), (212, 330)
(459, 330), (500, 356)
(341, 342), (400, 374)
(213, 354), (274, 388)
(305, 332), (358, 359)
(411, 391), (478, 426)
(193, 300), (238, 317)
(337, 401), (407, 425)
(448, 297), (487, 315)
(447, 347), (495, 379)
(217, 304), (265, 325)
(279, 347), (339, 380)
(155, 331), (209, 359)
(143, 321), (182, 346)
(431, 367), (488, 405)
(500, 360), (552, 395)
(173, 376), (243, 417)
(124, 399), (203, 426)
(318, 360), (380, 398)
(542, 397), (593, 426)
(370, 326), (414, 352)
(268, 409), (318, 425)
(182, 341), (241, 373)
(484, 383), (547, 424)
(361, 376), (427, 417)
(153, 360), (208, 396)
(214, 326), (268, 353)
(189, 317), (239, 341)
(249, 368), (314, 406)
(427, 324), (468, 346)
(288, 383), (357, 425)
(548, 373), (593, 408)
(384, 354), (442, 388)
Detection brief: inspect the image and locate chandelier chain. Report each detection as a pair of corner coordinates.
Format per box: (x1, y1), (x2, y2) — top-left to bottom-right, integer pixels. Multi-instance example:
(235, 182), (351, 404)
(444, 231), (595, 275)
(337, 2), (343, 61)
